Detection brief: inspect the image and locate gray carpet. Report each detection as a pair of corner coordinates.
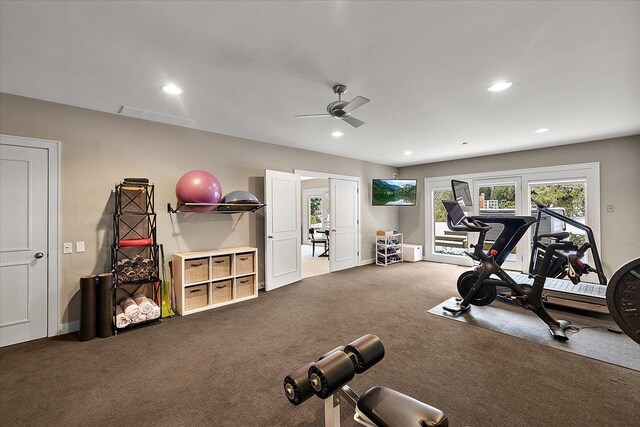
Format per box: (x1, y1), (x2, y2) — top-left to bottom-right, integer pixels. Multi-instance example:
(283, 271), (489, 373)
(429, 297), (640, 371)
(1, 262), (639, 426)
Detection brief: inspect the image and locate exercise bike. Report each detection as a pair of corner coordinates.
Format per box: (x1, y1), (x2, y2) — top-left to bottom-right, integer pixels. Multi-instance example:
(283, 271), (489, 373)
(283, 334), (448, 427)
(441, 200), (578, 340)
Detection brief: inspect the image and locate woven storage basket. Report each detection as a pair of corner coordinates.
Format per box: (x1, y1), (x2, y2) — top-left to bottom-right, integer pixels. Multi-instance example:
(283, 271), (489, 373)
(185, 284), (208, 310)
(212, 280), (233, 304)
(185, 257), (209, 284)
(235, 276), (255, 299)
(235, 253), (254, 276)
(211, 255), (231, 279)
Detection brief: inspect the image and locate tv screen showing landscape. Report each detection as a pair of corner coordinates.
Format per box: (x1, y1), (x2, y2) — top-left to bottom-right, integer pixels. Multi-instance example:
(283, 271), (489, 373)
(372, 179), (417, 206)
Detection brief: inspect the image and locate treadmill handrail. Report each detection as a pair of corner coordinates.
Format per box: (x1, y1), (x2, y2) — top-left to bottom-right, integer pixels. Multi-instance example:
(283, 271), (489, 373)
(530, 203), (606, 286)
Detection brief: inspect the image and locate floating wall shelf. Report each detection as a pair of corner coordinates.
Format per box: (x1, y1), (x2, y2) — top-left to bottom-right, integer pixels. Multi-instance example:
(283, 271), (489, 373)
(167, 202), (266, 214)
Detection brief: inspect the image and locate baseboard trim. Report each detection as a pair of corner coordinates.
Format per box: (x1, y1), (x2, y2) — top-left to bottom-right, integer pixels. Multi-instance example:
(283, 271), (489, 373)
(57, 320), (79, 335)
(360, 258), (374, 265)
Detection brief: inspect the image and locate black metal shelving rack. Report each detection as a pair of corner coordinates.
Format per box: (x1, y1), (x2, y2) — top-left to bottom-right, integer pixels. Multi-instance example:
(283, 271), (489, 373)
(112, 182), (162, 334)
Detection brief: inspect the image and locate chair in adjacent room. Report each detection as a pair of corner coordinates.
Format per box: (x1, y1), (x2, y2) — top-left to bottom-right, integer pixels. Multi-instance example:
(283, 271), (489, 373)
(308, 228), (328, 257)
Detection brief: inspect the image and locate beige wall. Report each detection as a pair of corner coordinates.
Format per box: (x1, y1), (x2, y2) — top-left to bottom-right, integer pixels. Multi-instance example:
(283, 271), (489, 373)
(0, 93), (399, 329)
(398, 135), (640, 276)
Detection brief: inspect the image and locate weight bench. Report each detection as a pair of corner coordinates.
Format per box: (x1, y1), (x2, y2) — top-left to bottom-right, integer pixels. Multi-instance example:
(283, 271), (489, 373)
(284, 334), (448, 427)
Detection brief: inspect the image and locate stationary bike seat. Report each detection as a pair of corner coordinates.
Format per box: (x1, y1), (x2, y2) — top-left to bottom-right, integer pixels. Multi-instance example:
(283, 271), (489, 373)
(356, 386), (448, 427)
(538, 231), (570, 241)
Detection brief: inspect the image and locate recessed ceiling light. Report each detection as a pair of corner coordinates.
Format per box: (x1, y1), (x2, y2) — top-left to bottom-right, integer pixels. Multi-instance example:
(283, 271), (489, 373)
(162, 83), (182, 95)
(404, 151), (413, 155)
(534, 128), (550, 133)
(487, 81), (512, 92)
(331, 131), (343, 138)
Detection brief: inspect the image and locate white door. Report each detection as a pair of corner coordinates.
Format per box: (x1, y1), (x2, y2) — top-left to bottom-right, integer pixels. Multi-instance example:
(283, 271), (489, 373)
(329, 178), (359, 272)
(0, 143), (49, 347)
(472, 177), (524, 271)
(264, 170), (301, 291)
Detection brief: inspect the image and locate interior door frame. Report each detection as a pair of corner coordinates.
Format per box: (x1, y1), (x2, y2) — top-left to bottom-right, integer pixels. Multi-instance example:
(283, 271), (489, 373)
(1, 134), (59, 337)
(295, 169), (361, 269)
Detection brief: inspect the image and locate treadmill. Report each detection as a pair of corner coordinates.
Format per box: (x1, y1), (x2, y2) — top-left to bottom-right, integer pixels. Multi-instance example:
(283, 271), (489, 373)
(451, 180), (608, 313)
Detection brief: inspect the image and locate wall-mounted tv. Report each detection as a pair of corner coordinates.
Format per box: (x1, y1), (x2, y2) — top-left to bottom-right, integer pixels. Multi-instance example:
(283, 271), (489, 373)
(372, 179), (417, 206)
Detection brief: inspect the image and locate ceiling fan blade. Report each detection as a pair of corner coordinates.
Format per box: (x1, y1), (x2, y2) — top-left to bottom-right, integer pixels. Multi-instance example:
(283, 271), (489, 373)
(295, 114), (331, 118)
(342, 115), (365, 128)
(341, 96), (370, 114)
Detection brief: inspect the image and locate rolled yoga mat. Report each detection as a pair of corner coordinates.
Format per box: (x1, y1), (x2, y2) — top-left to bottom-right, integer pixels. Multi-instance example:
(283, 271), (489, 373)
(79, 275), (97, 341)
(96, 273), (113, 338)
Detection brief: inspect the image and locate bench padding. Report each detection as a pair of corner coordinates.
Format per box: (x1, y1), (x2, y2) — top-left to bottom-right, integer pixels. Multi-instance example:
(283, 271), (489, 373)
(356, 386), (448, 427)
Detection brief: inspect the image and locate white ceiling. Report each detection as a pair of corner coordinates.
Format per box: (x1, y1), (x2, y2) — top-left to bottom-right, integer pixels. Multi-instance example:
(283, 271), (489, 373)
(1, 1), (639, 167)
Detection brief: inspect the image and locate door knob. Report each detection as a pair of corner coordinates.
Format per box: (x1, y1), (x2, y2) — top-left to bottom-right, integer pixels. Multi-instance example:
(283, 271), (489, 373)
(34, 252), (44, 259)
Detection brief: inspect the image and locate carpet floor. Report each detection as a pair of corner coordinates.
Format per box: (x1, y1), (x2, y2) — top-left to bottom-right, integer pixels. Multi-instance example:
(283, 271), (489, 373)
(1, 262), (639, 426)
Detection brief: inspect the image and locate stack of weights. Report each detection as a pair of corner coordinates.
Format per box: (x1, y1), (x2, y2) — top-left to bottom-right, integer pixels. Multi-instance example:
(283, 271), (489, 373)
(116, 255), (156, 284)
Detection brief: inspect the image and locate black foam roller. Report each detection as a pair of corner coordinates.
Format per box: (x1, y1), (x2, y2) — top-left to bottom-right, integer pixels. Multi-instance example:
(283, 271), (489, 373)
(308, 351), (355, 399)
(79, 275), (97, 341)
(318, 346), (345, 361)
(344, 334), (385, 374)
(283, 363), (315, 406)
(96, 273), (113, 338)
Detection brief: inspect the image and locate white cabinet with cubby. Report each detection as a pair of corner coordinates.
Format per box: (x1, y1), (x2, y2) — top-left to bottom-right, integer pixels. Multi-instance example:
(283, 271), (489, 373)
(173, 246), (258, 315)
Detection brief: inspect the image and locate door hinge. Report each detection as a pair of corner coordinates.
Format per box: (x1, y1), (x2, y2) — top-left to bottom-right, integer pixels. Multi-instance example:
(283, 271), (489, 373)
(357, 251), (360, 256)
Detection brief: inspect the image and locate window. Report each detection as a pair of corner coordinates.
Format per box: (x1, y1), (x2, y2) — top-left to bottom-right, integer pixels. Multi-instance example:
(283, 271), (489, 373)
(530, 180), (587, 246)
(432, 188), (468, 257)
(308, 197), (323, 229)
(424, 162), (600, 270)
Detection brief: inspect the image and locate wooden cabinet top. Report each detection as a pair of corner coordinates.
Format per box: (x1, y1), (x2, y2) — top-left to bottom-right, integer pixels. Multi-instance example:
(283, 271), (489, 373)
(173, 246), (257, 259)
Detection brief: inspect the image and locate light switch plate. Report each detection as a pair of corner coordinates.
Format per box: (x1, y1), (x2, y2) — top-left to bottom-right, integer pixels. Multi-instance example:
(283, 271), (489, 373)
(76, 241), (85, 253)
(63, 242), (73, 254)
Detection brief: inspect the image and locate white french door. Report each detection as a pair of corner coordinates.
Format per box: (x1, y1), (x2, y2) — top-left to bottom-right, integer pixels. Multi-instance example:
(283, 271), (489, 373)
(473, 177), (524, 271)
(329, 178), (359, 272)
(264, 170), (301, 291)
(426, 164), (600, 275)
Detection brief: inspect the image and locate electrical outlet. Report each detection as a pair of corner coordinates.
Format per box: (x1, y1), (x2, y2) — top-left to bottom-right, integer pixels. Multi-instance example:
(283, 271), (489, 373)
(63, 242), (73, 254)
(76, 241), (85, 253)
(606, 205), (614, 213)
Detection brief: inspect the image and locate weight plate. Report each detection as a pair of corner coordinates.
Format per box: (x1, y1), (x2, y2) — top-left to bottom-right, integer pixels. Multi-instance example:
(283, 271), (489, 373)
(606, 258), (640, 345)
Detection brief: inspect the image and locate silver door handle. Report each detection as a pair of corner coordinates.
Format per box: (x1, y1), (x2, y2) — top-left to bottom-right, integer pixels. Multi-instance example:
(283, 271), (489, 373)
(35, 252), (44, 259)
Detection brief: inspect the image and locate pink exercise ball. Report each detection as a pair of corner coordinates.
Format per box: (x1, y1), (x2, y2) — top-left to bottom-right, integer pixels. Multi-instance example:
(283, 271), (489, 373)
(175, 170), (222, 212)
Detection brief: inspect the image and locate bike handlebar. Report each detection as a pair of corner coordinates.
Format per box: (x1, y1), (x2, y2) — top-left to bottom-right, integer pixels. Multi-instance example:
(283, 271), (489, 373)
(461, 217), (492, 232)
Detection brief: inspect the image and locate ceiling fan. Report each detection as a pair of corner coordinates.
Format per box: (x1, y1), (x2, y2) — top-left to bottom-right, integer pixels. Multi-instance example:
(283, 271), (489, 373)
(295, 84), (370, 128)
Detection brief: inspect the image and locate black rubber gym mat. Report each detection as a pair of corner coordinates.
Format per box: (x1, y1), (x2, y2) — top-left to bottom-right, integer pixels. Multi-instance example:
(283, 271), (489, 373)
(428, 297), (639, 371)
